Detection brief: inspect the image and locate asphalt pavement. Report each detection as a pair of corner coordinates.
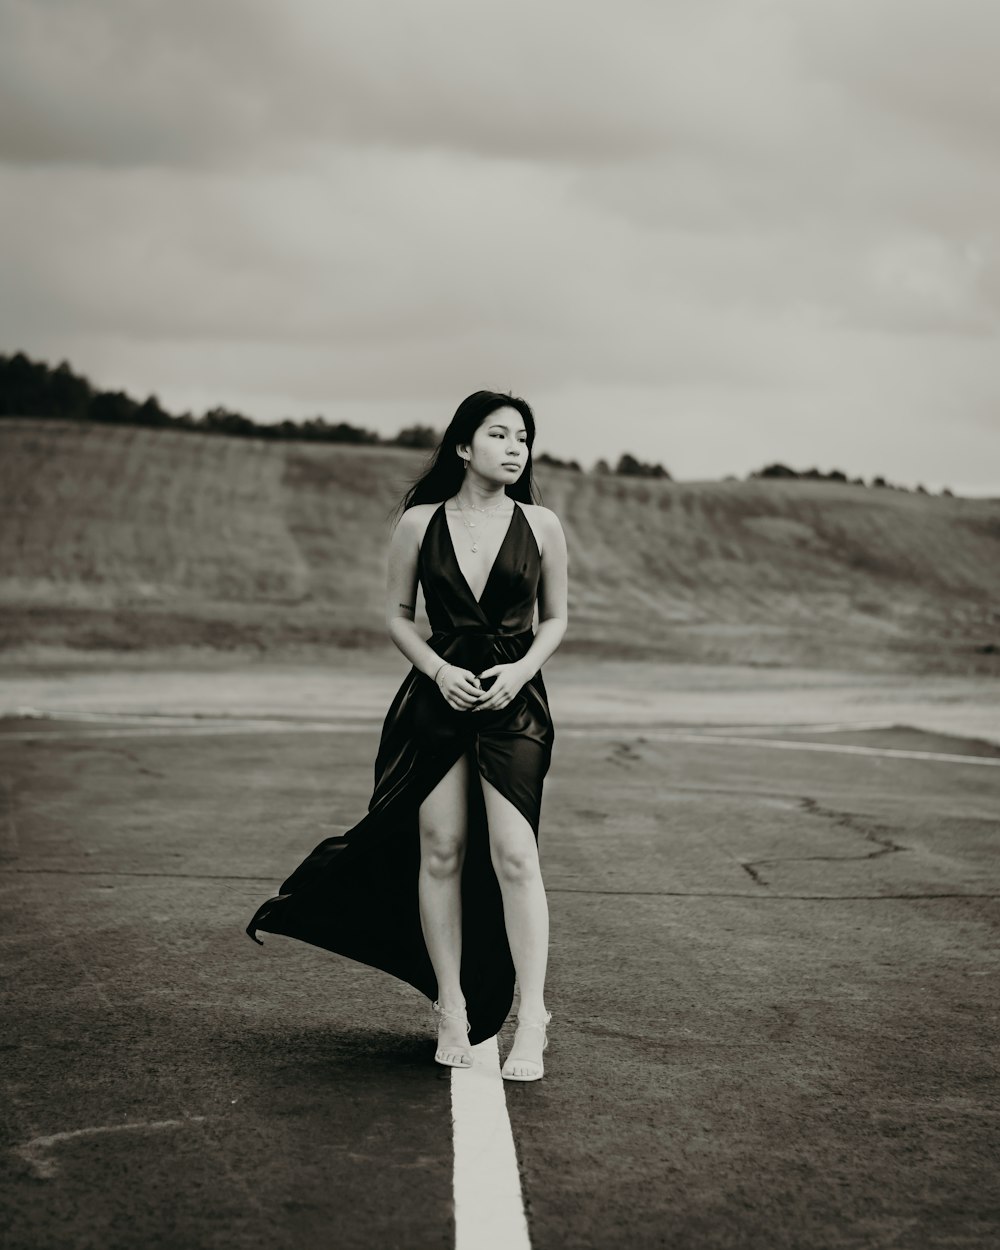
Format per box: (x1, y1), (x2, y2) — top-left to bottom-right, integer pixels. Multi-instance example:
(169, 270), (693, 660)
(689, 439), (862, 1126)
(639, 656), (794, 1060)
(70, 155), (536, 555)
(1, 707), (998, 1249)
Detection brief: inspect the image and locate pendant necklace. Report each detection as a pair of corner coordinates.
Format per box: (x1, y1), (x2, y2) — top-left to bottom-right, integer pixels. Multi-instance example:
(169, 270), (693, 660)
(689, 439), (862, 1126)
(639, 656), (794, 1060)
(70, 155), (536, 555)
(453, 495), (509, 552)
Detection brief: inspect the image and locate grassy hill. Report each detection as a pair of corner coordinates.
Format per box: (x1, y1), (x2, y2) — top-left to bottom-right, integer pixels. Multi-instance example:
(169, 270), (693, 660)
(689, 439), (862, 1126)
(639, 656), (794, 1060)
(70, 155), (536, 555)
(1, 418), (998, 675)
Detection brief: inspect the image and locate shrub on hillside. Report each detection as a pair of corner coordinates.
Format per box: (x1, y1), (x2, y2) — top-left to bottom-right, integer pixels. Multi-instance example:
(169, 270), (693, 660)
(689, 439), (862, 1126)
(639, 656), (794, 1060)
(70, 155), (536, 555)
(394, 424), (440, 449)
(1, 352), (92, 417)
(752, 462), (799, 479)
(615, 452), (672, 479)
(748, 462), (938, 495)
(536, 451), (582, 471)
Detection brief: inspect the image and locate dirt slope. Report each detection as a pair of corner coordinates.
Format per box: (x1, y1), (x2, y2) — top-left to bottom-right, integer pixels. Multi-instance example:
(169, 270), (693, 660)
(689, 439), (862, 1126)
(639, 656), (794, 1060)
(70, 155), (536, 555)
(1, 419), (997, 674)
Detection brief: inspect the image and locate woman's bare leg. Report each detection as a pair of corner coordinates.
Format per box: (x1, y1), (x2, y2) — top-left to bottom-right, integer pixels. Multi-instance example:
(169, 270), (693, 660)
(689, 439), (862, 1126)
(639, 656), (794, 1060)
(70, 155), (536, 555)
(418, 750), (471, 1062)
(480, 774), (549, 1074)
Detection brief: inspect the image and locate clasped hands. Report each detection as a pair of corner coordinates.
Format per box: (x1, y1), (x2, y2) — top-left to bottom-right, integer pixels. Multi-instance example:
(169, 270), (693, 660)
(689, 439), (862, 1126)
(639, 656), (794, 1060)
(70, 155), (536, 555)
(435, 660), (531, 712)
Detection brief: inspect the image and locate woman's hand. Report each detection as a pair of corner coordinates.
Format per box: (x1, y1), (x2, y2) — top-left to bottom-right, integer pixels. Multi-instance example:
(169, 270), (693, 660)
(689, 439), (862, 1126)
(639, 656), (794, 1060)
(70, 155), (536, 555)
(471, 661), (531, 712)
(435, 663), (484, 711)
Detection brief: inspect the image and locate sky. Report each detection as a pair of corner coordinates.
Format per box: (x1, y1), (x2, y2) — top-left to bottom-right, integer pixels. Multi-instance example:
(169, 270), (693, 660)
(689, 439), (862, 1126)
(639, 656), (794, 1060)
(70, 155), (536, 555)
(1, 0), (998, 494)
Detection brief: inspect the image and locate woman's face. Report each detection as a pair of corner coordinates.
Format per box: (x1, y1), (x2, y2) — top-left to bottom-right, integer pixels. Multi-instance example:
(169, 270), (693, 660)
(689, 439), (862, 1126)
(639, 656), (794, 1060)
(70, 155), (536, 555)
(465, 407), (529, 483)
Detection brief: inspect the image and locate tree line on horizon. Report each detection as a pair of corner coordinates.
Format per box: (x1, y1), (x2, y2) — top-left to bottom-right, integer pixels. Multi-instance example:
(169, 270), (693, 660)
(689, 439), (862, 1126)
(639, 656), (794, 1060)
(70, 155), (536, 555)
(0, 349), (949, 494)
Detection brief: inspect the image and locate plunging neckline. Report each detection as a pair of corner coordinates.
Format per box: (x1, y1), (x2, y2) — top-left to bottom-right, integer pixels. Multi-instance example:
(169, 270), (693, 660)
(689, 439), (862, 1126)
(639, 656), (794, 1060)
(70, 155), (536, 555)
(439, 498), (520, 607)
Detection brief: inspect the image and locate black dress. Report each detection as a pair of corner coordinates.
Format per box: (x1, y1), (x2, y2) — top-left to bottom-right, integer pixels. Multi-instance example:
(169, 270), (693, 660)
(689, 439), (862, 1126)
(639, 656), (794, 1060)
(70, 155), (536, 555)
(245, 498), (554, 1045)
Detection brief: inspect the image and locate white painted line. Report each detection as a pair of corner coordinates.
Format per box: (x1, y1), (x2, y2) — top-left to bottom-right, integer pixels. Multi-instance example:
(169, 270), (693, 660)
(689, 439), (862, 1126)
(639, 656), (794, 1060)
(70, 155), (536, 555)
(0, 723), (361, 741)
(593, 729), (1000, 768)
(451, 1036), (531, 1250)
(2, 707), (376, 729)
(681, 720), (899, 734)
(5, 712), (998, 766)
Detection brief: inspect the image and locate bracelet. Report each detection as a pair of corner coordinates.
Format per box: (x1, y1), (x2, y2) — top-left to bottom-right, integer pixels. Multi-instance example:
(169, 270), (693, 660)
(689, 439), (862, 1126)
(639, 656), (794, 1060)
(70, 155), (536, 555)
(432, 661), (449, 686)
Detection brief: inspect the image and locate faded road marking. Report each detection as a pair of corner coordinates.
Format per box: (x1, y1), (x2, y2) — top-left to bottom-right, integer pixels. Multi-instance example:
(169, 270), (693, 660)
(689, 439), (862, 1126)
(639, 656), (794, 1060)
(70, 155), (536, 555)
(15, 1116), (207, 1179)
(563, 728), (1000, 768)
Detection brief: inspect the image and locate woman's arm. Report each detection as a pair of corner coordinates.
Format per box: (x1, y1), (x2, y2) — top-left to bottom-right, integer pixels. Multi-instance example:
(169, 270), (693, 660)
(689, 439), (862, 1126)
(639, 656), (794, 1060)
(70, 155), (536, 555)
(516, 508), (569, 680)
(384, 509), (446, 679)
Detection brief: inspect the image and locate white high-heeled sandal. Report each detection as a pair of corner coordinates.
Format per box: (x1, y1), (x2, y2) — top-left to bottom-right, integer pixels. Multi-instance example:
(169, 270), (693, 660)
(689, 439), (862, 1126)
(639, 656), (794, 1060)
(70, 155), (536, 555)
(432, 1000), (473, 1068)
(501, 1010), (552, 1082)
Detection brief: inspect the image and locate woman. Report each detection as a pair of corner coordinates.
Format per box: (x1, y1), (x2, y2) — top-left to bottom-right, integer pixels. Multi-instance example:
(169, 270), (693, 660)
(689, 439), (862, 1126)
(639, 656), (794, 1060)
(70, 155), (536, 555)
(246, 390), (568, 1081)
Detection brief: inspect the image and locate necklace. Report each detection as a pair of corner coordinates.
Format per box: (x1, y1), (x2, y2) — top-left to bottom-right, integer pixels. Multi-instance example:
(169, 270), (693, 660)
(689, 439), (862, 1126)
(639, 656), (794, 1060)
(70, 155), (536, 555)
(451, 496), (511, 552)
(466, 497), (508, 515)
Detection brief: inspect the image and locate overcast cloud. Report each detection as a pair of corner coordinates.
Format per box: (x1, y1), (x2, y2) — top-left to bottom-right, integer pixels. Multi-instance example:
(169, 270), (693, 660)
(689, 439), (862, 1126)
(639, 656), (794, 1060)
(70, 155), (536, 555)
(1, 0), (998, 492)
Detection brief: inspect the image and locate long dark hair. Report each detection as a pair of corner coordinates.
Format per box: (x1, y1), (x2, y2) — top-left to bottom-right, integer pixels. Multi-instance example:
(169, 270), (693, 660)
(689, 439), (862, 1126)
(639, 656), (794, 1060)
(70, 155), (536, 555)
(388, 390), (541, 525)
